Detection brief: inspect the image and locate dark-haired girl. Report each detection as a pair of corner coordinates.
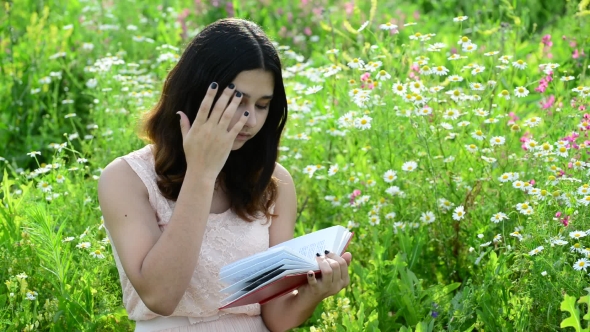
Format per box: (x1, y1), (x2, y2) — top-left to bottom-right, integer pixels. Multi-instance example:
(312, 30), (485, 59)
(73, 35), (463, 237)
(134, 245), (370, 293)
(98, 18), (352, 332)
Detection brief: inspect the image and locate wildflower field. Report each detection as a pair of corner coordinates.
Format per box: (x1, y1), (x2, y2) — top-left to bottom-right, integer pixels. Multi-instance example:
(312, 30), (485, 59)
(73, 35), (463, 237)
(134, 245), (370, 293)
(1, 0), (590, 330)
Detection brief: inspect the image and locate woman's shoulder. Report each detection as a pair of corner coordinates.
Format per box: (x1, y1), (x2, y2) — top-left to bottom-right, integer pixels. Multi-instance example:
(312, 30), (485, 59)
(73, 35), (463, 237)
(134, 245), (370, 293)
(99, 146), (154, 198)
(272, 162), (293, 184)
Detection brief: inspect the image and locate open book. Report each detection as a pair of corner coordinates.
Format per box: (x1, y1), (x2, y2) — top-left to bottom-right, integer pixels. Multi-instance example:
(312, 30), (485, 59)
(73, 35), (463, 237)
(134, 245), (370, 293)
(218, 225), (353, 309)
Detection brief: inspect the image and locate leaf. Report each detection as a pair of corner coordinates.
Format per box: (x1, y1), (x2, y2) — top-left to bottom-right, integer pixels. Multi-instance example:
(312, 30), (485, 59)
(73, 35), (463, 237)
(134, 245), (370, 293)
(579, 296), (590, 321)
(560, 294), (584, 332)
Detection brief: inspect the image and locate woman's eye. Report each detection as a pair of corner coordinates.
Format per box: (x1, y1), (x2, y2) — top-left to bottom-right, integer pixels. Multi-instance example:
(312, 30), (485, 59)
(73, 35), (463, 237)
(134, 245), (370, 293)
(256, 104), (269, 110)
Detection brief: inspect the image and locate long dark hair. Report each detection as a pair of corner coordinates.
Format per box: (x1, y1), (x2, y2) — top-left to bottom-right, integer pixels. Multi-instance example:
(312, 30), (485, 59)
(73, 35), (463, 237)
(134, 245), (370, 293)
(139, 18), (288, 222)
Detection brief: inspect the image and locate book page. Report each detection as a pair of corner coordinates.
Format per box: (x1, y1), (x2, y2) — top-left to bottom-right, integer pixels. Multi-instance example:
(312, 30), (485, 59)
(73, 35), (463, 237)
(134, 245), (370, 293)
(220, 253), (315, 286)
(220, 248), (310, 282)
(269, 225), (347, 262)
(221, 268), (311, 304)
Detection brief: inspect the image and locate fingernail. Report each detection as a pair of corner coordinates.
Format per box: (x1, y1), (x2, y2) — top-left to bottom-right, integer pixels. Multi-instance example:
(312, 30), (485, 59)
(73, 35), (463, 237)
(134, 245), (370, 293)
(316, 253), (321, 257)
(308, 272), (314, 277)
(236, 91), (242, 97)
(228, 83), (235, 89)
(210, 82), (218, 89)
(324, 250), (330, 255)
(176, 112), (181, 120)
(244, 111), (249, 116)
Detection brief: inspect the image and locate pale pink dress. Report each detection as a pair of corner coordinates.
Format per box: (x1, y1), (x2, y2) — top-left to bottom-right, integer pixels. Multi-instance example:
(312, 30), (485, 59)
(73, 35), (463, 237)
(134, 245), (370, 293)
(104, 144), (273, 332)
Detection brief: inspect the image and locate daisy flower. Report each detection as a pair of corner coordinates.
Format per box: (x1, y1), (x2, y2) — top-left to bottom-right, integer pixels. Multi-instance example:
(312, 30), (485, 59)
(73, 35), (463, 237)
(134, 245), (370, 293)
(432, 65), (449, 76)
(498, 89), (510, 100)
(457, 36), (471, 45)
(573, 258), (590, 271)
(383, 170), (397, 183)
(438, 198), (454, 212)
(375, 70), (391, 81)
(510, 230), (523, 241)
(303, 165), (318, 178)
(354, 115), (372, 130)
(514, 86), (529, 98)
(392, 221), (406, 233)
(90, 249), (105, 259)
(448, 75), (464, 82)
(465, 144), (478, 153)
(392, 82), (406, 96)
(569, 230), (588, 240)
(348, 58), (365, 69)
(328, 165), (339, 176)
(76, 242), (91, 249)
(385, 212), (395, 220)
(448, 54), (463, 61)
(416, 105), (433, 116)
(443, 109), (461, 120)
(462, 43), (478, 52)
(498, 173), (513, 182)
(499, 55), (513, 64)
(409, 80), (425, 93)
(385, 186), (404, 197)
(419, 65), (432, 75)
(512, 60), (527, 70)
(490, 136), (505, 146)
(379, 22), (398, 30)
(491, 212), (508, 223)
(453, 16), (468, 22)
(471, 129), (486, 141)
(523, 117), (541, 127)
(420, 211), (436, 224)
(369, 216), (380, 226)
(452, 206), (466, 220)
(470, 82), (485, 91)
(529, 246), (544, 256)
(401, 161), (418, 172)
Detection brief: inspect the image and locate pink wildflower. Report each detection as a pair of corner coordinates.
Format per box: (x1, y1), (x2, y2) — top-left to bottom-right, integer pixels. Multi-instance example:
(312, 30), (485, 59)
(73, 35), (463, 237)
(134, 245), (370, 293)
(541, 95), (555, 109)
(349, 189), (361, 205)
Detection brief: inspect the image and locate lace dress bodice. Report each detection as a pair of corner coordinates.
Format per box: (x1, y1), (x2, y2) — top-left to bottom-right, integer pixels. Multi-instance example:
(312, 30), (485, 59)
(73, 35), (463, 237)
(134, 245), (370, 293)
(104, 144), (273, 324)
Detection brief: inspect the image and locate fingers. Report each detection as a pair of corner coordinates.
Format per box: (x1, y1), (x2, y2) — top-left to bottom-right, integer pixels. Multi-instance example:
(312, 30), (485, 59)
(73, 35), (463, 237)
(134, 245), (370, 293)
(326, 252), (350, 287)
(194, 82), (219, 125)
(228, 109), (250, 136)
(325, 251), (347, 284)
(316, 253), (333, 284)
(208, 83), (238, 124)
(307, 270), (318, 288)
(219, 90), (244, 130)
(177, 111), (189, 141)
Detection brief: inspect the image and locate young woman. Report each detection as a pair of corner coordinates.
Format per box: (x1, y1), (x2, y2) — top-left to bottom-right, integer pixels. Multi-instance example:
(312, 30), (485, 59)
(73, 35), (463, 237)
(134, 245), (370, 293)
(98, 18), (352, 332)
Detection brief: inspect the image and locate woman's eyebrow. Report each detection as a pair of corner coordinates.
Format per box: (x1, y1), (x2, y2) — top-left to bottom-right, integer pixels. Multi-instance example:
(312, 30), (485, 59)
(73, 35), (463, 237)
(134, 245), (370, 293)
(241, 92), (273, 100)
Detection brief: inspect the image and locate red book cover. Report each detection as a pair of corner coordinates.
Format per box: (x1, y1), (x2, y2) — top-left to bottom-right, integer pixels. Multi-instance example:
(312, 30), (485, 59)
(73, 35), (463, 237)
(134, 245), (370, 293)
(219, 232), (354, 310)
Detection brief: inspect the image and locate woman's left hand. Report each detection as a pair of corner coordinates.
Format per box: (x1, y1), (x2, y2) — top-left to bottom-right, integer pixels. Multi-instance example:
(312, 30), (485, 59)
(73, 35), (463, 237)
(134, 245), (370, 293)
(299, 251), (353, 300)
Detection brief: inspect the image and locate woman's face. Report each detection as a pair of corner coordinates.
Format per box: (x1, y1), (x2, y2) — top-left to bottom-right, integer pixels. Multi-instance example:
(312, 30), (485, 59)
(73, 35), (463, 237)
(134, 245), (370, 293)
(228, 69), (274, 150)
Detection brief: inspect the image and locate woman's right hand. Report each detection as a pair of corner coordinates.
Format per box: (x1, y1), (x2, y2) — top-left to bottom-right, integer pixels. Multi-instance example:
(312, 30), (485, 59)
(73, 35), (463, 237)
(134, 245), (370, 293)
(177, 82), (250, 180)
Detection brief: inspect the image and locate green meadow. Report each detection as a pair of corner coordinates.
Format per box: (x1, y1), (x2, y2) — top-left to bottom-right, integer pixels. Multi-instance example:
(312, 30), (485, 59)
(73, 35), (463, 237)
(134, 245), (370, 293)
(1, 0), (590, 330)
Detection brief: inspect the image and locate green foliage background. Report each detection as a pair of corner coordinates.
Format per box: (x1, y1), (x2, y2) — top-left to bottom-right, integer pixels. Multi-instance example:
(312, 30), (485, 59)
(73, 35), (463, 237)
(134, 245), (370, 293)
(1, 0), (590, 331)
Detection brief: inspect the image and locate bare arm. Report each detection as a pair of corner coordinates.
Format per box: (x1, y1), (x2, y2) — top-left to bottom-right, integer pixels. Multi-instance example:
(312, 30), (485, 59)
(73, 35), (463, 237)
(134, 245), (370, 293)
(98, 160), (215, 316)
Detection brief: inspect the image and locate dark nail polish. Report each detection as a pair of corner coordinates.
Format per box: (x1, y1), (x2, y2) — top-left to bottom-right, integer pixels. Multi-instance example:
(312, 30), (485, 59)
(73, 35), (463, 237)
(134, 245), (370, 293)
(316, 253), (321, 257)
(244, 111), (249, 116)
(236, 91), (242, 97)
(210, 82), (218, 89)
(324, 250), (330, 255)
(308, 272), (314, 277)
(228, 83), (235, 89)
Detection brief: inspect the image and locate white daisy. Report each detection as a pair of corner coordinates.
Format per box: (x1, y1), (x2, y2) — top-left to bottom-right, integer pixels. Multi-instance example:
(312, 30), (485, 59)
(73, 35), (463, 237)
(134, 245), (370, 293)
(383, 170), (397, 183)
(452, 206), (466, 220)
(490, 212), (508, 223)
(514, 86), (529, 98)
(401, 161), (418, 172)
